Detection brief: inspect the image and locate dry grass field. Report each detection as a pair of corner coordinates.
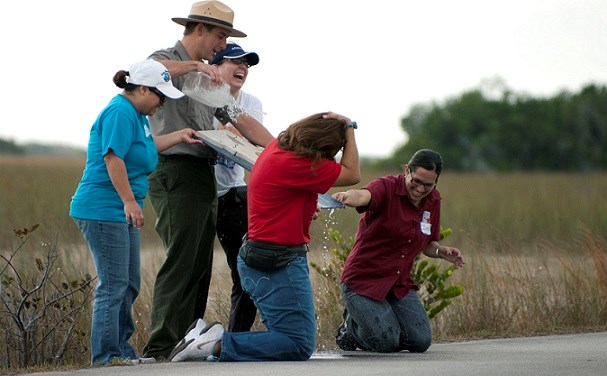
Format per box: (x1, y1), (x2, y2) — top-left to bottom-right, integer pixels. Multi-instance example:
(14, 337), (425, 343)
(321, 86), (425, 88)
(1, 155), (606, 370)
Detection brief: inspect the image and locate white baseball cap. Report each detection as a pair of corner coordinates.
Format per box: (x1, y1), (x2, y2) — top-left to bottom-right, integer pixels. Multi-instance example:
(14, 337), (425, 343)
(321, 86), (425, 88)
(126, 59), (184, 99)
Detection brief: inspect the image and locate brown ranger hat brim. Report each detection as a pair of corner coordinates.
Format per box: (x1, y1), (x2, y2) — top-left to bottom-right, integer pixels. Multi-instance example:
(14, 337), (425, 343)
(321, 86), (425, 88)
(172, 0), (246, 38)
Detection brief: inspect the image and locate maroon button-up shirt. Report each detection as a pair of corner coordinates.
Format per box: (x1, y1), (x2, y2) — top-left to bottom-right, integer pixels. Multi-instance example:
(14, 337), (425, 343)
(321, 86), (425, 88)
(341, 174), (441, 301)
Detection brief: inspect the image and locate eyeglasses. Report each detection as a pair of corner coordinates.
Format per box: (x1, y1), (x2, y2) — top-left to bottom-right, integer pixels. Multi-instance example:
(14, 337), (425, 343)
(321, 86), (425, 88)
(148, 87), (166, 105)
(224, 58), (250, 67)
(409, 174), (436, 191)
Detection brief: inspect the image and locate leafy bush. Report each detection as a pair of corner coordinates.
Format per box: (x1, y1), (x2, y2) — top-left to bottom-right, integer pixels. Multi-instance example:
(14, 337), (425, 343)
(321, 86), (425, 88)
(0, 225), (95, 370)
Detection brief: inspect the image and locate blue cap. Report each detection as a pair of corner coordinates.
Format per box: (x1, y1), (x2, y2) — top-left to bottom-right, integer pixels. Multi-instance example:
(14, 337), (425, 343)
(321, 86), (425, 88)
(210, 43), (259, 66)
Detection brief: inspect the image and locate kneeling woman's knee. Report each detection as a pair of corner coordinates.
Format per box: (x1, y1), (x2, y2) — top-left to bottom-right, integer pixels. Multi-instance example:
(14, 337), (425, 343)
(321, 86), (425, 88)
(408, 333), (431, 353)
(363, 330), (400, 353)
(290, 326), (316, 361)
(295, 346), (314, 361)
(293, 335), (315, 360)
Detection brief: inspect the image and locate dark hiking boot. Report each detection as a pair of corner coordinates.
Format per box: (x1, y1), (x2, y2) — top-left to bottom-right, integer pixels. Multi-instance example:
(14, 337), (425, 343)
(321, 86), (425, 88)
(335, 310), (358, 351)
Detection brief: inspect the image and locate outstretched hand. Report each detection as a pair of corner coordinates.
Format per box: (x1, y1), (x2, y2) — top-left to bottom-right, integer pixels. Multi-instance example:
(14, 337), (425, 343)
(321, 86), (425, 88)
(332, 191), (354, 206)
(440, 246), (465, 268)
(332, 189), (371, 208)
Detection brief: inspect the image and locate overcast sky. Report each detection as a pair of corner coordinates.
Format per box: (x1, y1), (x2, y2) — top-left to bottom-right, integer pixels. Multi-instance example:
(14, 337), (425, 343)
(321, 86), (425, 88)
(1, 0), (606, 158)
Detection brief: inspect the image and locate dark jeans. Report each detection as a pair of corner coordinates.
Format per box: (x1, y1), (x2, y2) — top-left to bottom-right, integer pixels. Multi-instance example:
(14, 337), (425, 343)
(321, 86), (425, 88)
(340, 283), (432, 353)
(217, 186), (257, 332)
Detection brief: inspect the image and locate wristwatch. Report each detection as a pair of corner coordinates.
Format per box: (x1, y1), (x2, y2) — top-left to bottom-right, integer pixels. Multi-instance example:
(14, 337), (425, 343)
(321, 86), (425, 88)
(344, 121), (357, 129)
(214, 106), (233, 125)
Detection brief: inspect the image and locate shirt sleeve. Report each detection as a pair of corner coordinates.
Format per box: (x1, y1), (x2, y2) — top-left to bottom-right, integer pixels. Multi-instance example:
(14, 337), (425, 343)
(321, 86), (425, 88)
(356, 178), (389, 213)
(247, 95), (264, 124)
(100, 107), (134, 159)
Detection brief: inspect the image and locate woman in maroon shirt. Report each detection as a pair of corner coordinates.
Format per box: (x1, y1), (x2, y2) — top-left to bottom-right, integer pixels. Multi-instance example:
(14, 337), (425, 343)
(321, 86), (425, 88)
(332, 149), (465, 353)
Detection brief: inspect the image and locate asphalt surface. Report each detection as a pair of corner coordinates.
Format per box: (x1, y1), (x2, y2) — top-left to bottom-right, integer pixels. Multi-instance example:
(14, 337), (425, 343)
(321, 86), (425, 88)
(21, 331), (607, 376)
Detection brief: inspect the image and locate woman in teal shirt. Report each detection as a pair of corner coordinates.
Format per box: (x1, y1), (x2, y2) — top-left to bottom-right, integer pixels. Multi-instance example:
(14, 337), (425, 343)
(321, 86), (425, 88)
(70, 59), (200, 365)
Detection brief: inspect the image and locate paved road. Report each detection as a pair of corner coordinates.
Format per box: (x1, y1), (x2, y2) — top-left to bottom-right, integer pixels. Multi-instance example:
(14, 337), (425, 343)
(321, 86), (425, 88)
(24, 331), (607, 376)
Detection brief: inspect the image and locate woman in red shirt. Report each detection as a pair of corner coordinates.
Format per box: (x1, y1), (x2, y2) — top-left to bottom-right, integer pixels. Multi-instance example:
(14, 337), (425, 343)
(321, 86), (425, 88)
(169, 112), (360, 362)
(332, 149), (465, 353)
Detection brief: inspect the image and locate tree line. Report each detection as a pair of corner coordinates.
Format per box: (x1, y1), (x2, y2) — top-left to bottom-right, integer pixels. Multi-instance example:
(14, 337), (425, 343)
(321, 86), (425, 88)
(3, 81), (606, 171)
(0, 139), (25, 155)
(382, 81), (607, 171)
(0, 139), (84, 157)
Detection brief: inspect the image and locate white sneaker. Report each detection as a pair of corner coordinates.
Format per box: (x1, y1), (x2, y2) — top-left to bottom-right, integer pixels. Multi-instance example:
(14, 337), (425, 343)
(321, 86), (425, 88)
(184, 319), (207, 342)
(167, 318), (207, 361)
(170, 322), (224, 362)
(130, 356), (156, 364)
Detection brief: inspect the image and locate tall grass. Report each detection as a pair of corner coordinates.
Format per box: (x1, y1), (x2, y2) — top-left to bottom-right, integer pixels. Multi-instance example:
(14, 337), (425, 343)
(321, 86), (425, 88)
(435, 228), (607, 340)
(1, 156), (606, 370)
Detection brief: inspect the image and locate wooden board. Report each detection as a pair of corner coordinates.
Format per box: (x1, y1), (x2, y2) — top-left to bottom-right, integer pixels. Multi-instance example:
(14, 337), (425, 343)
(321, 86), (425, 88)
(198, 130), (345, 209)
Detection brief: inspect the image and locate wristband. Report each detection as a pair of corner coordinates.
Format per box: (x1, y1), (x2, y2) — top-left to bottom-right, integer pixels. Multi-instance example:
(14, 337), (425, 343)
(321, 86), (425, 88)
(344, 121), (357, 129)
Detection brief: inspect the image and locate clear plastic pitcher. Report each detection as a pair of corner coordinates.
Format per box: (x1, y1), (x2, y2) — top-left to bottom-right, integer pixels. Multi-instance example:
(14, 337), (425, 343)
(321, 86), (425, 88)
(182, 71), (231, 108)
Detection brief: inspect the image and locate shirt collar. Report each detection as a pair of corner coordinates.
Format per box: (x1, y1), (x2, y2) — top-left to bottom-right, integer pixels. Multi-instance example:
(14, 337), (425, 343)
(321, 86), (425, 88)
(174, 40), (191, 61)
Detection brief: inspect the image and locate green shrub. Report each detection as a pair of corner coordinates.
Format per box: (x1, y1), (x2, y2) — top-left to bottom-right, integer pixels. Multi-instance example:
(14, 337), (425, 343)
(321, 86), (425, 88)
(0, 225), (95, 370)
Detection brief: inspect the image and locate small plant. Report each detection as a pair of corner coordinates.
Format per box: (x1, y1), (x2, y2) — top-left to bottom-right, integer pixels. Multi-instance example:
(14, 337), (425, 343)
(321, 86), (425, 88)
(0, 225), (95, 370)
(411, 258), (464, 318)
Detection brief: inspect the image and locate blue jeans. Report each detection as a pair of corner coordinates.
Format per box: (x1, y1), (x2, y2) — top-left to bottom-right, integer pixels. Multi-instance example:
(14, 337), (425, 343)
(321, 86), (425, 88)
(74, 218), (141, 364)
(340, 283), (431, 353)
(219, 256), (316, 361)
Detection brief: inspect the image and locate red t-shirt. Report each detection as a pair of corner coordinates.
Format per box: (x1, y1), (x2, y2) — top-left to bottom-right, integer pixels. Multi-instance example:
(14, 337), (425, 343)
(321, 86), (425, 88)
(341, 174), (442, 300)
(247, 139), (341, 245)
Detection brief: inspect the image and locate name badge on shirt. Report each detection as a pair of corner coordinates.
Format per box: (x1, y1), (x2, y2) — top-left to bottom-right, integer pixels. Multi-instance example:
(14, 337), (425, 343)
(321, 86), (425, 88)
(420, 210), (432, 235)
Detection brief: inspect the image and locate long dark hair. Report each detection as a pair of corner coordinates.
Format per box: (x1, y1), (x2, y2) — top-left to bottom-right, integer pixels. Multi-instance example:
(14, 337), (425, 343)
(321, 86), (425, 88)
(277, 112), (347, 166)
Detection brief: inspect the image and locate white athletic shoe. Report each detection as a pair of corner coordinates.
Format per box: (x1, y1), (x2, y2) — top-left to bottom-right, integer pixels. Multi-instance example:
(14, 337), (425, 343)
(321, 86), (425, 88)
(130, 356), (156, 364)
(170, 321), (224, 362)
(184, 319), (208, 343)
(167, 318), (207, 361)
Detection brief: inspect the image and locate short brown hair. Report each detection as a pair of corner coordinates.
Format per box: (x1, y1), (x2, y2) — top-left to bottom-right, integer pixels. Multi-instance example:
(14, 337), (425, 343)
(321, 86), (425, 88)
(183, 22), (216, 36)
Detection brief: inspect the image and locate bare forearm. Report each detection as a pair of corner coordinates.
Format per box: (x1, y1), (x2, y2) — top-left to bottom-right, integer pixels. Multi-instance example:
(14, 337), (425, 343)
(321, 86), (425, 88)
(422, 242), (442, 259)
(158, 60), (202, 79)
(231, 113), (274, 147)
(332, 188), (370, 207)
(154, 128), (203, 152)
(334, 128), (360, 186)
(154, 132), (182, 153)
(157, 60), (221, 83)
(104, 153), (136, 205)
(423, 243), (466, 268)
(161, 59), (210, 79)
(104, 151), (146, 228)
